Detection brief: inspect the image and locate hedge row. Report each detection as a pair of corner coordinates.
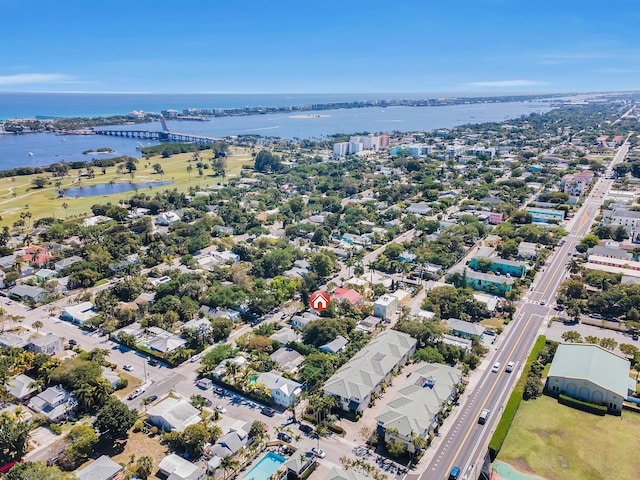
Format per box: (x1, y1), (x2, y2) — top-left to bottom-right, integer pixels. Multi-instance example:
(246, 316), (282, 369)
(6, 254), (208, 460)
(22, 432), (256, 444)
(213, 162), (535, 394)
(488, 335), (547, 460)
(558, 394), (607, 416)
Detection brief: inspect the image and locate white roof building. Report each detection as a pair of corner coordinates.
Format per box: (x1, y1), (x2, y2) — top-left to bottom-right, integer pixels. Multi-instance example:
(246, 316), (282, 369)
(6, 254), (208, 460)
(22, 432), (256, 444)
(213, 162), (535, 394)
(159, 454), (205, 480)
(147, 397), (202, 432)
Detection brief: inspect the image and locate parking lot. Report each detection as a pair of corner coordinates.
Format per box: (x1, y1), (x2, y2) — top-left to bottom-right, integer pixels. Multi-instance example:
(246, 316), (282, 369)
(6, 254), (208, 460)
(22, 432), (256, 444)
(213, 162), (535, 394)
(546, 318), (637, 358)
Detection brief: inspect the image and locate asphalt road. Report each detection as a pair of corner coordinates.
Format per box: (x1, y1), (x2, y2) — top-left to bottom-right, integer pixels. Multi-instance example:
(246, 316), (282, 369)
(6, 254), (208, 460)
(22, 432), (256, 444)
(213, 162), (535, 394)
(418, 142), (630, 480)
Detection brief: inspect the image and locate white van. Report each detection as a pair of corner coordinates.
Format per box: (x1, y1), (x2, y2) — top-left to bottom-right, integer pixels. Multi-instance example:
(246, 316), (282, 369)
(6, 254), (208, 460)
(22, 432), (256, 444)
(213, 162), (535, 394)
(478, 408), (490, 425)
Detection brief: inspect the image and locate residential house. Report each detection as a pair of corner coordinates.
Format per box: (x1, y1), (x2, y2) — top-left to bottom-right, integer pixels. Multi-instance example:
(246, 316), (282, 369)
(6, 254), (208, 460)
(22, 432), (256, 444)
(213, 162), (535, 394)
(445, 318), (485, 340)
(374, 295), (397, 320)
(28, 385), (76, 421)
(282, 454), (315, 480)
(256, 370), (303, 408)
(101, 367), (122, 390)
(270, 348), (304, 373)
(155, 211), (181, 226)
(291, 312), (320, 329)
(546, 343), (630, 414)
(472, 293), (499, 313)
(62, 302), (99, 325)
(488, 212), (503, 225)
(0, 332), (29, 349)
(34, 268), (56, 283)
(212, 356), (247, 379)
(356, 315), (381, 333)
(75, 455), (125, 480)
(332, 287), (364, 307)
(392, 289), (411, 306)
(158, 454), (205, 480)
(322, 467), (371, 480)
(205, 428), (249, 474)
(28, 333), (63, 355)
(376, 363), (462, 452)
(7, 373), (37, 401)
(517, 241), (539, 260)
(269, 327), (299, 344)
(324, 330), (417, 414)
(440, 334), (473, 353)
(319, 335), (349, 354)
(146, 327), (187, 354)
(147, 397), (202, 432)
(406, 203), (432, 216)
(54, 255), (83, 272)
(8, 284), (47, 302)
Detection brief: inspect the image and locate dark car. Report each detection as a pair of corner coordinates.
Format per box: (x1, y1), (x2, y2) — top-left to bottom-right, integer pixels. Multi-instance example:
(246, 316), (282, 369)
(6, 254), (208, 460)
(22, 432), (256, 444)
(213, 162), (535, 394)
(148, 359), (159, 367)
(633, 334), (639, 341)
(144, 395), (158, 403)
(261, 407), (276, 417)
(277, 432), (292, 442)
(68, 339), (78, 346)
(298, 423), (313, 434)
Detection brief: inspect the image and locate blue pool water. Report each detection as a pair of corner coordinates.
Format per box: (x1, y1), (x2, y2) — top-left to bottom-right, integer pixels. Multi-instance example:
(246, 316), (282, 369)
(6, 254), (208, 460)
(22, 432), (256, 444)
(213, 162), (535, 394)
(243, 452), (286, 480)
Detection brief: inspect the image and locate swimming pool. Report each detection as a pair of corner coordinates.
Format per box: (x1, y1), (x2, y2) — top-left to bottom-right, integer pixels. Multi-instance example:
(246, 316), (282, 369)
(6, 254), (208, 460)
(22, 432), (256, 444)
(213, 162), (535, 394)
(243, 452), (286, 480)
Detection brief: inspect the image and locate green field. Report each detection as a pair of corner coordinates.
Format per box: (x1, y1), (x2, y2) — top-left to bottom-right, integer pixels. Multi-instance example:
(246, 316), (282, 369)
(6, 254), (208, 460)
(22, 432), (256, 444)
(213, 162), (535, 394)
(0, 146), (253, 227)
(499, 394), (640, 480)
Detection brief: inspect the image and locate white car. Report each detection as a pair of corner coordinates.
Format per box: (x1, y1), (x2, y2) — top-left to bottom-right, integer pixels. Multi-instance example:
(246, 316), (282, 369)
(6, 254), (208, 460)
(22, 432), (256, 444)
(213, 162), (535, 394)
(491, 362), (501, 373)
(505, 361), (516, 373)
(190, 354), (201, 363)
(127, 387), (145, 400)
(311, 447), (326, 458)
(216, 405), (227, 414)
(123, 364), (134, 371)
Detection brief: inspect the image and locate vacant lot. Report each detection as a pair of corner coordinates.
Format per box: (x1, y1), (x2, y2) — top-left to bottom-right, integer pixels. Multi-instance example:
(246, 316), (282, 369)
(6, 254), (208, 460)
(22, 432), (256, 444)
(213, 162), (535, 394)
(0, 146), (252, 227)
(499, 394), (640, 480)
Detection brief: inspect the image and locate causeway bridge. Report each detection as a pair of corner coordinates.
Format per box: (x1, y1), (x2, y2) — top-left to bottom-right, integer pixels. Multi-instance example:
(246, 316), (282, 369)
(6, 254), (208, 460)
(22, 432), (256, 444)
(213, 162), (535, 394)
(93, 116), (218, 145)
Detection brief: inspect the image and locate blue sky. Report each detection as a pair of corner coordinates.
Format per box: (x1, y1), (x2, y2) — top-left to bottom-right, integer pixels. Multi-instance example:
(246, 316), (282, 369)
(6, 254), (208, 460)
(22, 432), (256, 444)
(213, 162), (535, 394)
(1, 0), (639, 93)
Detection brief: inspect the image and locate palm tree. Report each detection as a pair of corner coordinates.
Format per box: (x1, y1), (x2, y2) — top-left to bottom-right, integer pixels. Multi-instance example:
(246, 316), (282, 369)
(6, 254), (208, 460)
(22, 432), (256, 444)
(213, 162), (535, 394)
(75, 382), (94, 411)
(62, 202), (69, 218)
(187, 164), (193, 183)
(220, 455), (240, 479)
(91, 378), (113, 406)
(313, 424), (328, 451)
(31, 320), (43, 333)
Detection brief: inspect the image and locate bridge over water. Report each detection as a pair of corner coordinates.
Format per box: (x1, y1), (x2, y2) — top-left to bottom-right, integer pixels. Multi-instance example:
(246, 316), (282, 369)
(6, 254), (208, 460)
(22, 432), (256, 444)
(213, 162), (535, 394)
(93, 116), (219, 145)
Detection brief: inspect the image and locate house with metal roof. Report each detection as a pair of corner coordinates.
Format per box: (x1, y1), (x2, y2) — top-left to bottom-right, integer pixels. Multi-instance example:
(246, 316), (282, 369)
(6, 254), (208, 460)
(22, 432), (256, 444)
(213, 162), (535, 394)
(445, 318), (485, 340)
(27, 385), (76, 421)
(323, 330), (416, 414)
(75, 455), (124, 480)
(7, 373), (37, 400)
(28, 333), (63, 355)
(270, 347), (304, 373)
(319, 335), (349, 354)
(546, 343), (631, 414)
(323, 466), (371, 480)
(8, 284), (47, 302)
(158, 454), (205, 480)
(62, 302), (99, 325)
(375, 363), (462, 452)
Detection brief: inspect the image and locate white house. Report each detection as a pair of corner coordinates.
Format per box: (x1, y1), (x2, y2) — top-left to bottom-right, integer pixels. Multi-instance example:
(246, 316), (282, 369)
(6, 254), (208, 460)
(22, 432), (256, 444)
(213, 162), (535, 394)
(62, 301), (99, 325)
(373, 295), (397, 320)
(28, 385), (76, 421)
(156, 211), (181, 226)
(256, 370), (303, 408)
(158, 454), (205, 480)
(147, 397), (202, 432)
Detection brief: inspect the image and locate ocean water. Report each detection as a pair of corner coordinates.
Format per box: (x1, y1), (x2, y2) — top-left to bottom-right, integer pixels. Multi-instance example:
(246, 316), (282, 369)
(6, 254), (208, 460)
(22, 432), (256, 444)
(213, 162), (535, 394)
(0, 92), (580, 171)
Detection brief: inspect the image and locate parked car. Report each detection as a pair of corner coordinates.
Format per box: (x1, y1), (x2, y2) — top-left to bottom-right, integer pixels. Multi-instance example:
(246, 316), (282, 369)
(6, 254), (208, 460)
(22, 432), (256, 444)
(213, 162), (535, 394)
(277, 432), (292, 442)
(190, 354), (201, 363)
(144, 395), (158, 403)
(148, 359), (159, 367)
(633, 334), (639, 341)
(483, 330), (496, 336)
(299, 423), (313, 434)
(311, 447), (326, 458)
(123, 364), (134, 372)
(261, 407), (276, 417)
(491, 362), (501, 373)
(216, 405), (227, 414)
(68, 339), (78, 346)
(448, 466), (461, 480)
(478, 408), (490, 425)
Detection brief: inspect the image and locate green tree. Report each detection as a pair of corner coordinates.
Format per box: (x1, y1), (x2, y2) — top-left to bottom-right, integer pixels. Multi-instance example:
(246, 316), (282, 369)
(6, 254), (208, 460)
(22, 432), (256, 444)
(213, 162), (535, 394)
(599, 337), (618, 351)
(5, 461), (70, 480)
(523, 375), (543, 400)
(619, 343), (639, 359)
(136, 456), (154, 479)
(31, 320), (43, 332)
(63, 424), (98, 467)
(386, 438), (406, 458)
(561, 330), (582, 343)
(0, 411), (32, 464)
(94, 397), (138, 440)
(414, 347), (445, 363)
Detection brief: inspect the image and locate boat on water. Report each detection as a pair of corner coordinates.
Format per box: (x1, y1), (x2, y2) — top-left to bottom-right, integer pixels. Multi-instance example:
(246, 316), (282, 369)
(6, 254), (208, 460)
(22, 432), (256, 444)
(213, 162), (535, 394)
(27, 152), (33, 156)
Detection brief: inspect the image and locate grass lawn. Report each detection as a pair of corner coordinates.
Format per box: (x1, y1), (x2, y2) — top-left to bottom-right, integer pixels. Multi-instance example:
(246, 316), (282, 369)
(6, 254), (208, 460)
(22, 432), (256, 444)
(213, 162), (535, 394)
(480, 317), (505, 329)
(0, 146), (253, 228)
(499, 394), (640, 480)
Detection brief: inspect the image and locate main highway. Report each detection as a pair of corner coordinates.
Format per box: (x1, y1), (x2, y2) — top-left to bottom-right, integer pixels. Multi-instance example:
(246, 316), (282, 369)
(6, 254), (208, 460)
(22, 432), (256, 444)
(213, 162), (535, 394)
(415, 141), (630, 480)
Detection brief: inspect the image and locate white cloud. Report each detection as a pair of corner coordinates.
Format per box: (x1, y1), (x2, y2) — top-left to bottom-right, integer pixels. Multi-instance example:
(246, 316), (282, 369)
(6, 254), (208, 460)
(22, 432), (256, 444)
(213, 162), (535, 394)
(0, 73), (78, 86)
(466, 80), (548, 88)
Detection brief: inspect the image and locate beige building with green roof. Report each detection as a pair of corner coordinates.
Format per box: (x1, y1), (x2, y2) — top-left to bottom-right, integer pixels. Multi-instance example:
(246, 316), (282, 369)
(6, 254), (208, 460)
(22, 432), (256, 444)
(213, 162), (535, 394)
(546, 343), (631, 414)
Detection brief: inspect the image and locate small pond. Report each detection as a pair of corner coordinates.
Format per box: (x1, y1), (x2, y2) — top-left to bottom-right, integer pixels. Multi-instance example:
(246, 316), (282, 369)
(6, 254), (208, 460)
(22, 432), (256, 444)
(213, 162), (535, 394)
(61, 181), (173, 198)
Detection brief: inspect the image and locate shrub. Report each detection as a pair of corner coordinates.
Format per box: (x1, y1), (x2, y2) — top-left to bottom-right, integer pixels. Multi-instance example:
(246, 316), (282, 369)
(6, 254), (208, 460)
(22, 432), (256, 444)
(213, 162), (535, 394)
(49, 423), (62, 435)
(327, 423), (344, 435)
(558, 394), (607, 416)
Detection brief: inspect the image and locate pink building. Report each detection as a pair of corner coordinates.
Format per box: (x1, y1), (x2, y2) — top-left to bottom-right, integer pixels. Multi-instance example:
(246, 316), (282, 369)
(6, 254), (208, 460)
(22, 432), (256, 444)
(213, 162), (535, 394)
(488, 212), (503, 225)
